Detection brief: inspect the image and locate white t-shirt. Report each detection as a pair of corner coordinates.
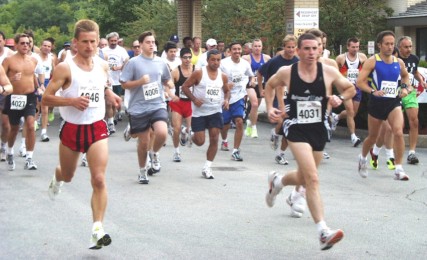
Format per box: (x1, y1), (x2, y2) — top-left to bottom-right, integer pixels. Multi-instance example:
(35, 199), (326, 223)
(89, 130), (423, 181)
(102, 46), (129, 85)
(220, 57), (254, 104)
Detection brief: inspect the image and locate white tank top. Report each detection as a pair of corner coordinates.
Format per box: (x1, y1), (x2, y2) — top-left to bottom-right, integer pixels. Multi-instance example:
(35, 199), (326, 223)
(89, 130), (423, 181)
(59, 57), (107, 124)
(40, 53), (54, 79)
(192, 66), (224, 117)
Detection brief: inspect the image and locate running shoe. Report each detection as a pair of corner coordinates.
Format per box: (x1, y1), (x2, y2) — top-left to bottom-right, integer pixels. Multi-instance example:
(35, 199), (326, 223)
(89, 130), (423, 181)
(251, 127), (258, 138)
(266, 171), (283, 207)
(7, 154), (15, 171)
(168, 125), (173, 137)
(180, 127), (188, 146)
(244, 125), (252, 137)
(187, 130), (193, 148)
(323, 152), (330, 159)
(386, 158), (395, 170)
(270, 128), (279, 150)
(369, 148), (378, 170)
(81, 154), (88, 167)
(147, 152), (160, 175)
(19, 146), (26, 157)
(173, 151), (181, 162)
(138, 168), (149, 184)
(358, 154), (368, 178)
(202, 166), (214, 179)
(34, 120), (39, 131)
(407, 153), (419, 165)
(231, 150), (243, 161)
(286, 189), (306, 218)
(24, 158), (37, 170)
(123, 124), (131, 142)
(48, 112), (55, 122)
(351, 136), (362, 147)
(221, 141), (229, 151)
(0, 147), (6, 161)
(41, 133), (50, 142)
(330, 112), (339, 131)
(319, 228), (344, 250)
(108, 123), (116, 135)
(116, 112), (122, 122)
(48, 174), (63, 200)
(394, 168), (409, 181)
(89, 226), (111, 250)
(275, 153), (289, 165)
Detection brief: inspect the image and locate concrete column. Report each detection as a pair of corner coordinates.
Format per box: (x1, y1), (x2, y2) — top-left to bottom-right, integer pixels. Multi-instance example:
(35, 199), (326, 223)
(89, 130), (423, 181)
(177, 0), (202, 45)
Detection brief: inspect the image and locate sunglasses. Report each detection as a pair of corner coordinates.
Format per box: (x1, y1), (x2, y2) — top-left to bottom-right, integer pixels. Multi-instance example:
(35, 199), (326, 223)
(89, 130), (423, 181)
(133, 45), (140, 48)
(19, 42), (30, 46)
(181, 56), (192, 60)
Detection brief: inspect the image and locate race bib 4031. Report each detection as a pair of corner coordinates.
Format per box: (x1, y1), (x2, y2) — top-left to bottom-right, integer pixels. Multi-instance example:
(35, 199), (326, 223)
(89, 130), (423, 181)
(297, 100), (322, 124)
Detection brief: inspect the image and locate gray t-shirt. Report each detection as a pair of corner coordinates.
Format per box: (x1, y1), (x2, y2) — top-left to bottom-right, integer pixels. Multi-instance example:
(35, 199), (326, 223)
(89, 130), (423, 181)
(120, 55), (171, 115)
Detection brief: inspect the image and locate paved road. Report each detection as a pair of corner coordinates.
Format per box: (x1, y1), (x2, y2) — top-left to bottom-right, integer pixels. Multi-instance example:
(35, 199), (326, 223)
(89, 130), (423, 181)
(1, 116), (426, 259)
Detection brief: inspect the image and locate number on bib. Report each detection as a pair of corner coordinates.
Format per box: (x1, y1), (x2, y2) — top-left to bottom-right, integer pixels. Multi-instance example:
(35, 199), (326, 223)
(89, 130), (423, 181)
(296, 101), (322, 124)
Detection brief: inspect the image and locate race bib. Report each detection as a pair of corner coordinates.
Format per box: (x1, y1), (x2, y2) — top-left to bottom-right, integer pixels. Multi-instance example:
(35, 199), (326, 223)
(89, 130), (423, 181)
(231, 71), (243, 84)
(381, 80), (398, 98)
(179, 86), (191, 99)
(347, 68), (359, 84)
(205, 84), (221, 101)
(143, 82), (160, 100)
(79, 84), (101, 107)
(10, 95), (27, 110)
(297, 101), (322, 124)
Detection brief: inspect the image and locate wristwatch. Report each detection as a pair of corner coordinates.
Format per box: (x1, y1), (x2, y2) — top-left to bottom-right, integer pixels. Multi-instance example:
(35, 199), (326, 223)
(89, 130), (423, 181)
(371, 89), (375, 94)
(338, 95), (344, 101)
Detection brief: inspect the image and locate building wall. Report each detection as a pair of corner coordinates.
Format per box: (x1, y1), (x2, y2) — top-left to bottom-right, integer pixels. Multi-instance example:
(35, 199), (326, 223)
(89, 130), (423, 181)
(177, 0), (202, 47)
(387, 0), (425, 14)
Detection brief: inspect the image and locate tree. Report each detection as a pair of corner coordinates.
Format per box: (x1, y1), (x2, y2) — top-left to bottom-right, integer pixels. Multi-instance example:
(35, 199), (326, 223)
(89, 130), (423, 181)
(319, 0), (393, 56)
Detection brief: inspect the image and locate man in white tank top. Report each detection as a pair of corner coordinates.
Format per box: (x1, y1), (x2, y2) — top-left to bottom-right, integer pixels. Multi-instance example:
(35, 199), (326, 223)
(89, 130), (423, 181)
(182, 49), (230, 179)
(42, 19), (121, 250)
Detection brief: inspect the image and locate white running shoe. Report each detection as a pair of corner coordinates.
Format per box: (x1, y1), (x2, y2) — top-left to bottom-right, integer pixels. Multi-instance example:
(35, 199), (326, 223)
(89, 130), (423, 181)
(394, 168), (409, 181)
(19, 146), (26, 157)
(251, 127), (258, 138)
(319, 228), (344, 250)
(24, 158), (37, 170)
(138, 168), (149, 184)
(358, 154), (368, 178)
(323, 152), (330, 159)
(179, 126), (188, 146)
(275, 153), (289, 165)
(81, 154), (88, 167)
(330, 113), (339, 131)
(202, 166), (214, 179)
(270, 128), (280, 150)
(151, 152), (161, 171)
(89, 226), (111, 250)
(41, 133), (50, 142)
(7, 154), (15, 171)
(286, 188), (306, 218)
(108, 123), (116, 135)
(351, 136), (362, 147)
(266, 171), (283, 207)
(0, 147), (6, 161)
(123, 124), (131, 142)
(173, 151), (181, 162)
(48, 174), (63, 200)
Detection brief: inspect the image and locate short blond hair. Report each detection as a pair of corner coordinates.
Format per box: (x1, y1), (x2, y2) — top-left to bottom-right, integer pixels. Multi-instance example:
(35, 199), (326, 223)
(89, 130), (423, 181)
(74, 19), (99, 39)
(283, 34), (297, 47)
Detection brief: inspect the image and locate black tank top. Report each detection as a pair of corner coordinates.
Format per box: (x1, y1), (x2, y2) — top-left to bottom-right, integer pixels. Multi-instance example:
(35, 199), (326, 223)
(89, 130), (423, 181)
(175, 65), (195, 100)
(286, 62), (328, 126)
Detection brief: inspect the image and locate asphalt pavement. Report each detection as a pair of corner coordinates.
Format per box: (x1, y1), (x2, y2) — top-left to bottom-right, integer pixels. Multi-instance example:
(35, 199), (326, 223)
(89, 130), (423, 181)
(0, 111), (426, 259)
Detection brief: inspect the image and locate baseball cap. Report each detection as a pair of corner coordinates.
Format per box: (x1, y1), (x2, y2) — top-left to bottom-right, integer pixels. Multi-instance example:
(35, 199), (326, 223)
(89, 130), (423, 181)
(169, 34), (179, 43)
(206, 38), (217, 46)
(63, 41), (71, 47)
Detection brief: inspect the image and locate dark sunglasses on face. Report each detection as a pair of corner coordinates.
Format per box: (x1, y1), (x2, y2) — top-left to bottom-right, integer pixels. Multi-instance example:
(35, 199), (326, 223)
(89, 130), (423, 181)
(19, 42), (30, 46)
(181, 56), (192, 60)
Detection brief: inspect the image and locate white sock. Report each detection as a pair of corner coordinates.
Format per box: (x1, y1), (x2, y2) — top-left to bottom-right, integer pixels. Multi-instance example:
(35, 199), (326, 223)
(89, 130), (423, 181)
(232, 148), (239, 153)
(175, 147), (180, 153)
(395, 164), (403, 171)
(7, 146), (14, 155)
(41, 128), (47, 135)
(108, 117), (114, 124)
(26, 151), (33, 159)
(204, 160), (212, 168)
(92, 221), (103, 231)
(252, 124), (256, 130)
(222, 139), (227, 143)
(372, 144), (382, 155)
(408, 150), (415, 155)
(350, 133), (357, 140)
(21, 138), (26, 147)
(316, 220), (328, 234)
(246, 119), (251, 127)
(277, 149), (285, 156)
(385, 148), (394, 159)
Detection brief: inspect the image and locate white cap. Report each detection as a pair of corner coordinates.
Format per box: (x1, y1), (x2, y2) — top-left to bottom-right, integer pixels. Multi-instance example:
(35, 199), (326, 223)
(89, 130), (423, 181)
(206, 38), (217, 46)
